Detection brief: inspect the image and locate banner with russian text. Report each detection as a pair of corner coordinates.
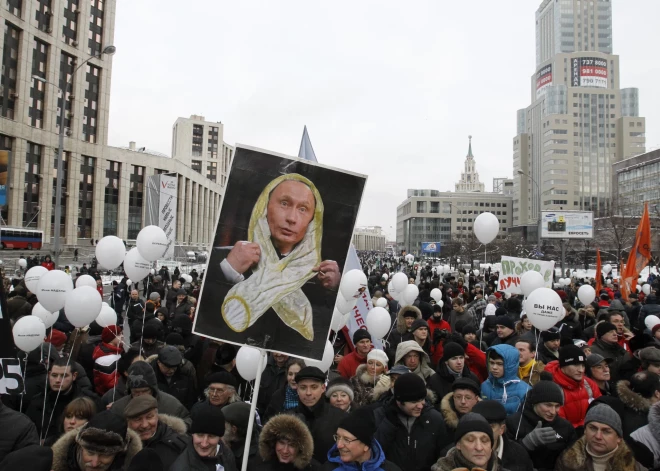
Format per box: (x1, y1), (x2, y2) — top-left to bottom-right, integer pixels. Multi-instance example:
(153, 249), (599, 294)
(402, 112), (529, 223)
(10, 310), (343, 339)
(498, 256), (555, 294)
(158, 174), (177, 258)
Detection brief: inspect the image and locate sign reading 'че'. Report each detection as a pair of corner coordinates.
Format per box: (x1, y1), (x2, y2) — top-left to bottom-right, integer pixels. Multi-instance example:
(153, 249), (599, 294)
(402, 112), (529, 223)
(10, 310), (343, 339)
(498, 256), (555, 294)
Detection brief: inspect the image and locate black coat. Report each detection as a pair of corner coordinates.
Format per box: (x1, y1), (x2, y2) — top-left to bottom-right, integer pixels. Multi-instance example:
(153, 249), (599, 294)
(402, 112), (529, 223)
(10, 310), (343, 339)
(589, 338), (631, 383)
(536, 342), (559, 365)
(170, 439), (238, 471)
(142, 417), (188, 470)
(126, 298), (146, 324)
(617, 379), (652, 443)
(0, 402), (39, 462)
(288, 400), (347, 464)
(258, 358), (288, 413)
(373, 399), (452, 471)
(148, 359), (198, 409)
(427, 363), (479, 405)
(499, 434), (534, 471)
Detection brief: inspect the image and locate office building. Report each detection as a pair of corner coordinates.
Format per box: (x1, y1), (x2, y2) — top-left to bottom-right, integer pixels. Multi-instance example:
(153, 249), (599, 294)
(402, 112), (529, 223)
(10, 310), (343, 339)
(493, 178), (514, 195)
(352, 226), (386, 251)
(512, 0), (646, 241)
(612, 148), (660, 217)
(0, 2), (231, 248)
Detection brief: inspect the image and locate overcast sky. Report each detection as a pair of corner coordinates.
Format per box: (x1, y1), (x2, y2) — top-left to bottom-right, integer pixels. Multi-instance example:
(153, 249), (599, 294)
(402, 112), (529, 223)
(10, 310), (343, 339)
(108, 1), (660, 241)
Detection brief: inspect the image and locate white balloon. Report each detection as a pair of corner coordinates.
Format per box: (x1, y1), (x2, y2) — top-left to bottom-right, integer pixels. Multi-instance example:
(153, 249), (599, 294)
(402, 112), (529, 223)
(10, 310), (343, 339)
(96, 304), (117, 328)
(95, 236), (126, 270)
(150, 269), (155, 275)
(375, 297), (388, 308)
(520, 271), (546, 297)
(473, 269), (480, 276)
(577, 285), (596, 305)
(235, 346), (266, 381)
(64, 286), (103, 328)
(645, 315), (660, 330)
(126, 279), (132, 286)
(36, 270), (74, 312)
(642, 284), (651, 295)
(335, 291), (357, 315)
(366, 307), (391, 339)
(25, 266), (48, 293)
(13, 315), (46, 352)
(526, 287), (564, 331)
(136, 225), (168, 262)
(182, 274), (193, 283)
(606, 279), (612, 286)
(18, 258), (27, 268)
(402, 284), (419, 305)
(391, 273), (408, 293)
(473, 212), (500, 245)
(381, 273), (389, 281)
(306, 340), (334, 373)
(330, 308), (345, 331)
(32, 302), (59, 329)
(430, 288), (442, 303)
(437, 299), (444, 308)
(339, 269), (368, 300)
(123, 247), (151, 282)
(603, 264), (612, 274)
(76, 274), (98, 289)
(443, 264), (450, 273)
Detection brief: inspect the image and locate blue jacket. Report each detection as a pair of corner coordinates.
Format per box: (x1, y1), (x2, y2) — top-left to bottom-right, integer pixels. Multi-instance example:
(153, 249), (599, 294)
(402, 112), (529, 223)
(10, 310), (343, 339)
(325, 439), (399, 471)
(481, 344), (531, 415)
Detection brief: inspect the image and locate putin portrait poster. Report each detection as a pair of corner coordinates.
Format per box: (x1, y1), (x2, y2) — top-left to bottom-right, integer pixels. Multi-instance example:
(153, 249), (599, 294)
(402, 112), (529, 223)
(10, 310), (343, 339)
(193, 145), (367, 361)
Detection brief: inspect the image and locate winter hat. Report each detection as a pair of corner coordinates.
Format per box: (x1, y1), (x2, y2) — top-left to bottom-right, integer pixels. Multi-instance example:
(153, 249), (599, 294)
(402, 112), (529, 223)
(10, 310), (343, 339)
(393, 373), (427, 403)
(325, 377), (354, 401)
(176, 288), (187, 296)
(541, 328), (561, 342)
(454, 413), (494, 445)
(472, 400), (506, 423)
(367, 349), (389, 369)
(338, 407), (376, 445)
(418, 302), (433, 320)
(652, 323), (660, 337)
(353, 329), (372, 345)
(558, 345), (586, 367)
(495, 315), (515, 330)
(89, 321), (104, 337)
(222, 402), (252, 431)
(596, 322), (617, 339)
(387, 365), (411, 376)
(295, 366), (326, 384)
(451, 377), (480, 396)
(528, 380), (564, 405)
(149, 292), (160, 301)
(402, 308), (419, 319)
(101, 325), (121, 344)
(0, 445), (52, 471)
(142, 324), (159, 340)
(170, 314), (192, 335)
(411, 319), (429, 334)
(205, 371), (238, 388)
(126, 361), (158, 394)
(494, 307), (507, 317)
(191, 403), (226, 437)
(76, 410), (130, 455)
(215, 343), (238, 365)
(165, 332), (184, 347)
(46, 329), (67, 348)
(158, 345), (182, 367)
(461, 324), (477, 336)
(127, 449), (163, 471)
(442, 342), (465, 363)
(639, 347), (660, 365)
(124, 395), (158, 419)
(586, 353), (613, 369)
(584, 404), (623, 437)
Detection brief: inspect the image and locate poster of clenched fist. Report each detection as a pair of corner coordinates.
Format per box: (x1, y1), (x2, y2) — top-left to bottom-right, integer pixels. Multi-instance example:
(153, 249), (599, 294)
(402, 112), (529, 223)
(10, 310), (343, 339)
(193, 145), (366, 360)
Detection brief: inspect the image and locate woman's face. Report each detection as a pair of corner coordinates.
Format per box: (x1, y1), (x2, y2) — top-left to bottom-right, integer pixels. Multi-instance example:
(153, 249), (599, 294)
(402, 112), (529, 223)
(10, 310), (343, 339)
(367, 359), (385, 377)
(287, 364), (301, 390)
(329, 391), (351, 411)
(522, 317), (532, 331)
(157, 312), (165, 321)
(64, 414), (88, 432)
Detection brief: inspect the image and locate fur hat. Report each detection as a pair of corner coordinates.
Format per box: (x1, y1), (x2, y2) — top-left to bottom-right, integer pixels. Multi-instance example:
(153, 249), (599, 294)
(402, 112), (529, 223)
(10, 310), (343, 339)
(191, 403), (225, 437)
(259, 415), (313, 470)
(326, 377), (354, 401)
(76, 411), (130, 455)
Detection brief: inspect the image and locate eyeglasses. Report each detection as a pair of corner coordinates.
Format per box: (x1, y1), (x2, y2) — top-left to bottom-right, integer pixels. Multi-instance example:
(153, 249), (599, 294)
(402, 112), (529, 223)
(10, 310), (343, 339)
(333, 435), (359, 444)
(208, 387), (227, 396)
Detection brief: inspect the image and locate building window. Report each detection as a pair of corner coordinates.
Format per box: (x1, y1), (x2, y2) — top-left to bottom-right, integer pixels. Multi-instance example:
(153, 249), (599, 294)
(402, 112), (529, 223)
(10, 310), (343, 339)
(430, 201), (439, 213)
(29, 39), (49, 128)
(103, 161), (120, 236)
(78, 156), (95, 238)
(128, 165), (144, 239)
(192, 124), (203, 157)
(57, 53), (75, 133)
(1, 22), (20, 120)
(191, 160), (202, 174)
(0, 134), (13, 222)
(23, 143), (42, 228)
(416, 201), (426, 213)
(51, 151), (69, 237)
(88, 0), (104, 57)
(208, 126), (219, 158)
(206, 161), (217, 182)
(62, 0), (79, 46)
(83, 64), (100, 143)
(7, 0), (21, 17)
(35, 0), (52, 32)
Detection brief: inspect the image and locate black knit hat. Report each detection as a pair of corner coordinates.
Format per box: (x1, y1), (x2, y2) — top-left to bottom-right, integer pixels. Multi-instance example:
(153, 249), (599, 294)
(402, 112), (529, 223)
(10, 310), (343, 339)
(411, 319), (429, 334)
(528, 380), (564, 405)
(191, 403), (226, 437)
(454, 413), (494, 445)
(353, 329), (372, 345)
(394, 373), (427, 403)
(338, 408), (376, 445)
(541, 328), (561, 342)
(126, 361), (158, 394)
(495, 315), (515, 330)
(205, 371), (238, 389)
(451, 377), (480, 395)
(142, 324), (159, 340)
(442, 342), (465, 363)
(165, 332), (184, 346)
(495, 307), (508, 317)
(472, 400), (506, 423)
(461, 324), (477, 336)
(596, 322), (617, 339)
(558, 345), (586, 367)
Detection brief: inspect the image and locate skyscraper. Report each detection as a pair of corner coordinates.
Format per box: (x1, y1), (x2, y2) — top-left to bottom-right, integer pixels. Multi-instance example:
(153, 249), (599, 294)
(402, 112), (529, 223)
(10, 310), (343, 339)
(455, 136), (485, 193)
(512, 0), (646, 242)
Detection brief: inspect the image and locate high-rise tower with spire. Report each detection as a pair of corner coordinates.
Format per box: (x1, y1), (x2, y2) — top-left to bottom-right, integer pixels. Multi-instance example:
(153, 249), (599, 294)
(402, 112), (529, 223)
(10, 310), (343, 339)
(455, 136), (485, 193)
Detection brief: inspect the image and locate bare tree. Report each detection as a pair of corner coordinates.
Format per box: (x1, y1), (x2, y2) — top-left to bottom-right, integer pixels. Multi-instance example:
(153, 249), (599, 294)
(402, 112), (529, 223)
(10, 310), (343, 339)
(593, 195), (636, 265)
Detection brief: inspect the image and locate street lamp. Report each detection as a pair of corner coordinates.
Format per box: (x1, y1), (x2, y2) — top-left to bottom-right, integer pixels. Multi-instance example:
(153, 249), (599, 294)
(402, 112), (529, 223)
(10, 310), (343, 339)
(517, 170), (542, 242)
(32, 45), (116, 267)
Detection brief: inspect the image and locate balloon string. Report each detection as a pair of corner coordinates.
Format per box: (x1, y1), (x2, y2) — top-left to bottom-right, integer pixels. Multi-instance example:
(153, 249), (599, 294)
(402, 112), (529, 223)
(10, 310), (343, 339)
(515, 329), (542, 441)
(39, 341), (53, 442)
(43, 328), (79, 442)
(138, 275), (152, 357)
(18, 353), (27, 413)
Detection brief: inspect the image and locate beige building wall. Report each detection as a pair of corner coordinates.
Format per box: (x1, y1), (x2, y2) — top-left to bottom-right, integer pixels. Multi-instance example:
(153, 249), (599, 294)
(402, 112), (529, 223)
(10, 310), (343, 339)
(352, 226), (386, 251)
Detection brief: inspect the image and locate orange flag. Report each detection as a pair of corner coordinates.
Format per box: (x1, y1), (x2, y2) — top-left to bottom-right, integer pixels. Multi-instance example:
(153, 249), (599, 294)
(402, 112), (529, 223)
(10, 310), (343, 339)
(621, 202), (652, 299)
(595, 248), (602, 294)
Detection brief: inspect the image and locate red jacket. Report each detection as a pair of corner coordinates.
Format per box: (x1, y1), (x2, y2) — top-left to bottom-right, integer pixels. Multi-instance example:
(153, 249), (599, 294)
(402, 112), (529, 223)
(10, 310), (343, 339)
(92, 342), (122, 395)
(427, 317), (451, 367)
(41, 261), (55, 271)
(544, 360), (601, 428)
(97, 285), (104, 299)
(465, 342), (487, 382)
(337, 351), (367, 379)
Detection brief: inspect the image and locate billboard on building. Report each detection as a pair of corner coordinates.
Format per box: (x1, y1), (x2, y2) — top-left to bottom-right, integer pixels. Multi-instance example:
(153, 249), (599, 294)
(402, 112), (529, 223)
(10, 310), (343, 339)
(536, 64), (553, 98)
(541, 210), (593, 239)
(0, 150), (10, 206)
(571, 57), (608, 89)
(421, 242), (441, 253)
(145, 173), (178, 257)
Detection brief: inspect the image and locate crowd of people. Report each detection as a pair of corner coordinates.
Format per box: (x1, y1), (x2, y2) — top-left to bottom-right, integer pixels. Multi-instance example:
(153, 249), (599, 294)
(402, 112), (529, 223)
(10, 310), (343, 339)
(1, 252), (660, 471)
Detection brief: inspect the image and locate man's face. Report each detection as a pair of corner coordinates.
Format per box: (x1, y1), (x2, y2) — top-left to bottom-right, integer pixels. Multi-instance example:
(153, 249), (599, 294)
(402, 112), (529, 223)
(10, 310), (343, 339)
(561, 363), (585, 382)
(157, 361), (178, 378)
(403, 352), (420, 370)
(601, 329), (618, 344)
(648, 363), (660, 375)
(273, 353), (289, 367)
(584, 421), (621, 455)
(456, 432), (492, 468)
(335, 428), (369, 463)
(516, 342), (535, 366)
(446, 355), (465, 374)
(496, 325), (513, 339)
(177, 294), (186, 303)
(355, 339), (371, 356)
(130, 387), (153, 398)
(404, 316), (415, 328)
(143, 337), (156, 346)
(79, 446), (116, 470)
(266, 180), (315, 253)
(610, 315), (625, 334)
(464, 333), (476, 342)
(533, 402), (561, 422)
(127, 409), (159, 441)
(193, 433), (220, 458)
(397, 399), (425, 417)
(414, 327), (428, 342)
(544, 339), (560, 352)
(207, 383), (233, 406)
(275, 439), (297, 464)
(130, 290), (138, 300)
(489, 357), (504, 379)
(173, 280), (181, 290)
(453, 388), (478, 414)
(590, 361), (611, 382)
(296, 379), (325, 408)
(49, 365), (76, 392)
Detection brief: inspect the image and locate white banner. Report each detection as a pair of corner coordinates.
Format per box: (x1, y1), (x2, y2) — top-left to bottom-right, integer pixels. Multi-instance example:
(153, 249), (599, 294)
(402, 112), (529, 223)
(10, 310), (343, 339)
(497, 256), (555, 294)
(158, 175), (177, 259)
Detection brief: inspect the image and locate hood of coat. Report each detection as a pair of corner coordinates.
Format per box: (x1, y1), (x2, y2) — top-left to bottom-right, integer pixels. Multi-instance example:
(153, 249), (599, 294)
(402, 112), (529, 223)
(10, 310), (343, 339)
(51, 427), (143, 471)
(617, 380), (653, 413)
(259, 414), (314, 470)
(486, 344), (520, 385)
(558, 435), (639, 471)
(355, 363), (384, 386)
(394, 340), (431, 365)
(157, 413), (187, 434)
(609, 299), (626, 312)
(439, 392), (460, 430)
(396, 305), (421, 334)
